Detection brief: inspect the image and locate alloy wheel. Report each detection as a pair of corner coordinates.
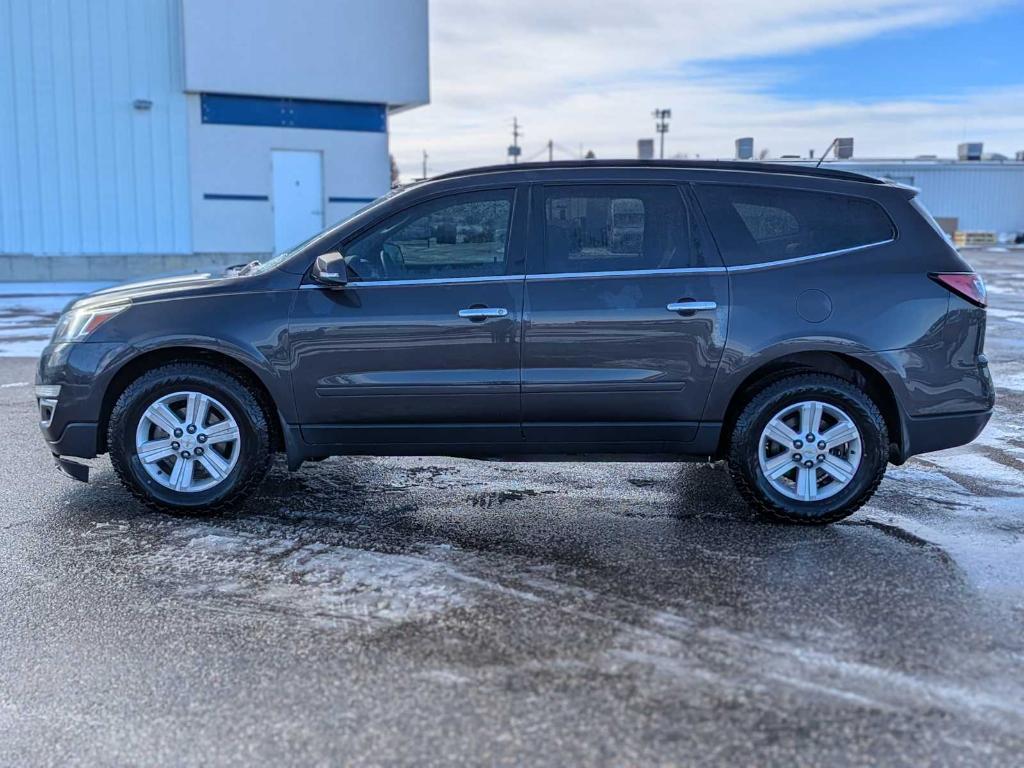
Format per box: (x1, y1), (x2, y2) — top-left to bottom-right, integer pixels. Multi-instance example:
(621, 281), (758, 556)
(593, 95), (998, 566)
(757, 400), (862, 502)
(134, 391), (241, 493)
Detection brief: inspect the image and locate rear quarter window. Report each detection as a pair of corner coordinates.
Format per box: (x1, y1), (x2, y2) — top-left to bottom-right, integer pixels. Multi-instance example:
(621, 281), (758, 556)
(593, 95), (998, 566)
(694, 184), (895, 266)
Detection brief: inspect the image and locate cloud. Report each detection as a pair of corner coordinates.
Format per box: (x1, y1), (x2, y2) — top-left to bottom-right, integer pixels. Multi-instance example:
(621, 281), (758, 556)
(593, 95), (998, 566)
(389, 0), (1021, 178)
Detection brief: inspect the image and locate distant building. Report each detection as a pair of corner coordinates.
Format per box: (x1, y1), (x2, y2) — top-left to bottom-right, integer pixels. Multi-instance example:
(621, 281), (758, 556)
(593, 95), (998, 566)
(735, 137), (754, 161)
(637, 139), (655, 160)
(0, 0), (429, 279)
(771, 155), (1024, 235)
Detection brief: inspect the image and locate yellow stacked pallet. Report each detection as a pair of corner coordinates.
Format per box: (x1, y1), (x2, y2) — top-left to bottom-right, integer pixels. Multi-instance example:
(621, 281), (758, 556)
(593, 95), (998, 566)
(953, 231), (997, 247)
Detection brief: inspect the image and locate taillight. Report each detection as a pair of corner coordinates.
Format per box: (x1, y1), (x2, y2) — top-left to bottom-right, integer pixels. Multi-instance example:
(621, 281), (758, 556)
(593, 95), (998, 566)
(929, 272), (987, 308)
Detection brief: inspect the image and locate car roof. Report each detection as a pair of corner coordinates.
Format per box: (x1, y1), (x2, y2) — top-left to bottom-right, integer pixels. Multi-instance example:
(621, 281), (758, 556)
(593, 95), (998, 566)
(431, 159), (885, 186)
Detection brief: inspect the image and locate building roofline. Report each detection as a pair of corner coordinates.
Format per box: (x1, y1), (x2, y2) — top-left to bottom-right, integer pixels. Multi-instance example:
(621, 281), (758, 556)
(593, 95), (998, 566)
(430, 159), (886, 185)
(766, 158), (1024, 167)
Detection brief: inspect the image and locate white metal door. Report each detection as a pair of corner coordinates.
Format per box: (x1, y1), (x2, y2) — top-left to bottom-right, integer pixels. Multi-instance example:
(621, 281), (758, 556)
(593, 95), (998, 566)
(272, 150), (323, 254)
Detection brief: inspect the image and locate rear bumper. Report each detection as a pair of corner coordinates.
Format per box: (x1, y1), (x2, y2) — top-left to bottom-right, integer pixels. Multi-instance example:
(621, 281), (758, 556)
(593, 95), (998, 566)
(898, 408), (992, 462)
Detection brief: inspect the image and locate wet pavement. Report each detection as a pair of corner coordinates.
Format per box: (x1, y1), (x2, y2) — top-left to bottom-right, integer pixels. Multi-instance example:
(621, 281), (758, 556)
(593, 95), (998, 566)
(1, 250), (1023, 765)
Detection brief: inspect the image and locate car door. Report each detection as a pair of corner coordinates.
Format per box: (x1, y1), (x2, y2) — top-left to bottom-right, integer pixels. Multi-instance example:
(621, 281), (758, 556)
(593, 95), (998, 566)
(522, 182), (729, 447)
(289, 185), (526, 449)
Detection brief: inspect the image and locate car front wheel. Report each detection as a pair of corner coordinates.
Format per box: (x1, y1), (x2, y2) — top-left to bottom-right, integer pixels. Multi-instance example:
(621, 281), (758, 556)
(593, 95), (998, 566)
(727, 373), (889, 524)
(108, 363), (272, 513)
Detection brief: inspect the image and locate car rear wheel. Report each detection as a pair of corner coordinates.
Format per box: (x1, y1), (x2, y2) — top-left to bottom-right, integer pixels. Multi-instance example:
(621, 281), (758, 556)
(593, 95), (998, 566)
(108, 363), (272, 514)
(727, 373), (888, 524)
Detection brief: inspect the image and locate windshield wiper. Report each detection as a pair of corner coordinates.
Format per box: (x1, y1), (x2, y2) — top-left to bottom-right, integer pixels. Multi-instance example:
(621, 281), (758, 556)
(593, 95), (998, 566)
(233, 260), (262, 277)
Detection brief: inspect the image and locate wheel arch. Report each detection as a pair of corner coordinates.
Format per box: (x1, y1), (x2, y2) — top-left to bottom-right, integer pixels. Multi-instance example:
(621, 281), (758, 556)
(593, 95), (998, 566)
(98, 345), (288, 455)
(716, 350), (903, 463)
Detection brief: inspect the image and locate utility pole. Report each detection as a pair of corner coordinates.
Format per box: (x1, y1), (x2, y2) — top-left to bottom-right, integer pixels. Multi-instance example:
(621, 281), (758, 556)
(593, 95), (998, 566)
(547, 139), (554, 163)
(652, 108), (672, 159)
(508, 117), (523, 164)
(421, 150), (428, 179)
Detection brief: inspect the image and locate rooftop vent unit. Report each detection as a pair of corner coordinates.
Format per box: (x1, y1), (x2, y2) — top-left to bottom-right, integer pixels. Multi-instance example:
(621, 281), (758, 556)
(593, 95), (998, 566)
(735, 137), (754, 160)
(834, 137), (854, 159)
(958, 142), (983, 161)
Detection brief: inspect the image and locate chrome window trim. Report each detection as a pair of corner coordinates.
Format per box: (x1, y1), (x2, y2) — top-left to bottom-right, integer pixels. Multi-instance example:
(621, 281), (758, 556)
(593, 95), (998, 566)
(527, 266), (726, 282)
(725, 238), (895, 273)
(526, 238), (894, 280)
(301, 274), (526, 289)
(299, 239), (894, 288)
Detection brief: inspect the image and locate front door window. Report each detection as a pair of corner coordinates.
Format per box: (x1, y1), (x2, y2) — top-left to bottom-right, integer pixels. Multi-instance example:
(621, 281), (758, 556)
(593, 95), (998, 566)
(343, 189), (515, 281)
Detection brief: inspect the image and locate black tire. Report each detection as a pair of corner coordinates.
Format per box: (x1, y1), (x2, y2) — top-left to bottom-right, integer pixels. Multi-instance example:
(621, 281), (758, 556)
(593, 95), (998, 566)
(108, 362), (272, 514)
(727, 373), (888, 525)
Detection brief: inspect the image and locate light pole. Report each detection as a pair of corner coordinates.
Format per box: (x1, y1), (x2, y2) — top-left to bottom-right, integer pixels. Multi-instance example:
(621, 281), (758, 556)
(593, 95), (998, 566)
(652, 108), (671, 159)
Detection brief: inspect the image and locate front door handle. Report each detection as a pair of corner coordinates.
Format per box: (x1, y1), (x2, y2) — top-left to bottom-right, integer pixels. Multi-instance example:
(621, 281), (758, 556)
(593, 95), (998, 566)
(667, 300), (717, 313)
(458, 307), (509, 321)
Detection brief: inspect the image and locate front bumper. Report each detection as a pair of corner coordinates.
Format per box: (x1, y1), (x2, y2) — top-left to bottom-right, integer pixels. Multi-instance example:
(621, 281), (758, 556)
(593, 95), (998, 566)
(44, 421), (101, 459)
(37, 341), (130, 459)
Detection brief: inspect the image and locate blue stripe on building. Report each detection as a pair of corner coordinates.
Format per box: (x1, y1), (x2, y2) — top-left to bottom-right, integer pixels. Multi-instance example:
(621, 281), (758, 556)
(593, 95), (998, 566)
(203, 193), (269, 201)
(201, 93), (387, 132)
(328, 196), (377, 204)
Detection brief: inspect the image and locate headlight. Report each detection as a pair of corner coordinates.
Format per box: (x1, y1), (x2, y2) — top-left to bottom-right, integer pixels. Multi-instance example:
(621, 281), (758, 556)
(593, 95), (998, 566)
(52, 301), (130, 342)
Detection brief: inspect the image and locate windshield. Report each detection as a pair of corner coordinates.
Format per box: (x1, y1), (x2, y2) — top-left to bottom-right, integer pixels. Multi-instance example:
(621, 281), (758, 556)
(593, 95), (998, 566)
(244, 186), (414, 276)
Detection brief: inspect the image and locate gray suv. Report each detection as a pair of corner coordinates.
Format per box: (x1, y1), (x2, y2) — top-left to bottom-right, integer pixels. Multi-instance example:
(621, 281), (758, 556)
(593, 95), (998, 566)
(36, 161), (994, 524)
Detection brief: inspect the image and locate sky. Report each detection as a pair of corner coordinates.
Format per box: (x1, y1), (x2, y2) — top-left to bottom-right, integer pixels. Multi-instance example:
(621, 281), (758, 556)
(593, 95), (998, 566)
(389, 0), (1024, 180)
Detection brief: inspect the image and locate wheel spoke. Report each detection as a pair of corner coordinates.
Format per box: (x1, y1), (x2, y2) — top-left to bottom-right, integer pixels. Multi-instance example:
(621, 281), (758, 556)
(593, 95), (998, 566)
(199, 450), (230, 480)
(138, 438), (175, 464)
(145, 403), (183, 436)
(797, 466), (818, 501)
(167, 456), (189, 490)
(822, 420), (859, 447)
(185, 393), (211, 429)
(821, 455), (856, 484)
(763, 452), (794, 480)
(800, 402), (824, 436)
(204, 421), (240, 444)
(764, 418), (800, 448)
(177, 458), (195, 490)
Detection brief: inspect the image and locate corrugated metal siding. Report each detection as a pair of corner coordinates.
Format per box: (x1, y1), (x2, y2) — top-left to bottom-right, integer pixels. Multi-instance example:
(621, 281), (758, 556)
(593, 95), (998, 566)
(843, 164), (1024, 234)
(0, 0), (191, 255)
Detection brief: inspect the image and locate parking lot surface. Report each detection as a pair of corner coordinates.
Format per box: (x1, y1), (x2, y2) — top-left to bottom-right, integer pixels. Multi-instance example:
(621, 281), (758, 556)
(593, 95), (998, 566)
(1, 251), (1023, 765)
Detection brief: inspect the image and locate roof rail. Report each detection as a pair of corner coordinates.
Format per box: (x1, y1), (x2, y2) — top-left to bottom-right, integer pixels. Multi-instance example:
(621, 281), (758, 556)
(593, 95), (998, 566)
(430, 159), (885, 185)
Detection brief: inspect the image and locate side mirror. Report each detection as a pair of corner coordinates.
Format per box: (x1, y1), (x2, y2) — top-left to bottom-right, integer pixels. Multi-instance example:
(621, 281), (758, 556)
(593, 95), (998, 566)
(311, 251), (348, 287)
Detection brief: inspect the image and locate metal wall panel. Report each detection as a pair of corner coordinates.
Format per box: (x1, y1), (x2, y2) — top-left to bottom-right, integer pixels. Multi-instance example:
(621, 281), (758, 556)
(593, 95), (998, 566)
(838, 163), (1024, 234)
(0, 0), (191, 255)
(180, 0), (429, 109)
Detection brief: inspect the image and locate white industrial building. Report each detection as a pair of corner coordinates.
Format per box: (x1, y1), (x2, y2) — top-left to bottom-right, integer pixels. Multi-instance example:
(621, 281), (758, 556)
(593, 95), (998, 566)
(754, 142), (1024, 238)
(819, 159), (1024, 237)
(0, 0), (429, 280)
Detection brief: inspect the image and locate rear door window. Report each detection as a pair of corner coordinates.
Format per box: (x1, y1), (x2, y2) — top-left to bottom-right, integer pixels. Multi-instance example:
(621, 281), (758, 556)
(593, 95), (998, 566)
(535, 185), (691, 274)
(693, 184), (894, 266)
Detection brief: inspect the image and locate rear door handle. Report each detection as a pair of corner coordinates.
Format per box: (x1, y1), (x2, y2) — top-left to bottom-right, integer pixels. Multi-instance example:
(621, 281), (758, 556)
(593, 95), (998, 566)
(458, 307), (509, 320)
(667, 301), (717, 313)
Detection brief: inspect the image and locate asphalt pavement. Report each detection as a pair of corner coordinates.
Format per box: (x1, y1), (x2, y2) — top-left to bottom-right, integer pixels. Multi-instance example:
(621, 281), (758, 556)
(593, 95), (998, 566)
(1, 251), (1022, 766)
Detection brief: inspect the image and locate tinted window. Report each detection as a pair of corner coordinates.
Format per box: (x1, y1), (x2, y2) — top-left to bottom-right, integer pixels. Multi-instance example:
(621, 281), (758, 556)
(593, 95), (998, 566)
(343, 189), (514, 281)
(694, 184), (894, 266)
(538, 185), (690, 274)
